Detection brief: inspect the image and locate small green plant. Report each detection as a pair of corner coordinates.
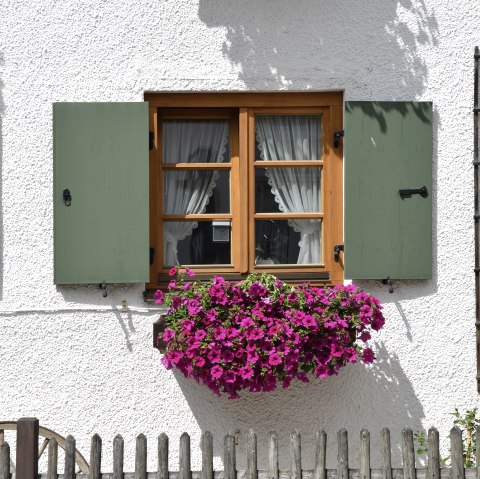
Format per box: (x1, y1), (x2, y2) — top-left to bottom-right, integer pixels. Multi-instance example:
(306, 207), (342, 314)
(414, 408), (480, 468)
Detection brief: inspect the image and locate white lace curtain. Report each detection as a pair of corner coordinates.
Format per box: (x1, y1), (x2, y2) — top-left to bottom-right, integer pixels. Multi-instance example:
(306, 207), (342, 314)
(163, 120), (229, 266)
(256, 116), (321, 264)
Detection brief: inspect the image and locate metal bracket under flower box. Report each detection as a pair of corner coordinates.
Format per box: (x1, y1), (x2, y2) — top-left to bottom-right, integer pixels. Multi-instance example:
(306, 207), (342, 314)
(153, 315), (167, 352)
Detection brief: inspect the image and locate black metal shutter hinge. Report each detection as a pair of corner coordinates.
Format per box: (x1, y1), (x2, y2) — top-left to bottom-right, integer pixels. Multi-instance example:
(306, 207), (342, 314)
(334, 130), (344, 148)
(149, 132), (154, 151)
(334, 244), (344, 262)
(150, 247), (155, 265)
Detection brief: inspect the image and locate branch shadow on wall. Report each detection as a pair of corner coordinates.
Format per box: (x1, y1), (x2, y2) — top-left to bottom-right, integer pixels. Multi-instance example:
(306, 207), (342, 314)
(198, 0), (438, 93)
(175, 342), (424, 469)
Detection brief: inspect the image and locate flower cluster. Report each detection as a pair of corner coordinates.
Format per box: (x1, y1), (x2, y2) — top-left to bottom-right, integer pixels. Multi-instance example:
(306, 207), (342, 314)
(154, 270), (385, 399)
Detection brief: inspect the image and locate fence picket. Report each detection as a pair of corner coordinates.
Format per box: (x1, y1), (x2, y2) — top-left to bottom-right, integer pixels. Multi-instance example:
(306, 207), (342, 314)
(89, 434), (102, 479)
(64, 435), (76, 479)
(179, 433), (191, 479)
(337, 429), (348, 479)
(360, 430), (370, 479)
(135, 434), (147, 479)
(477, 426), (480, 479)
(402, 430), (415, 479)
(113, 435), (124, 479)
(0, 442), (10, 479)
(268, 432), (279, 479)
(381, 429), (392, 479)
(314, 430), (326, 479)
(291, 431), (301, 479)
(201, 431), (213, 479)
(427, 428), (440, 479)
(450, 426), (465, 479)
(47, 438), (58, 479)
(224, 433), (236, 479)
(247, 430), (258, 479)
(158, 433), (169, 479)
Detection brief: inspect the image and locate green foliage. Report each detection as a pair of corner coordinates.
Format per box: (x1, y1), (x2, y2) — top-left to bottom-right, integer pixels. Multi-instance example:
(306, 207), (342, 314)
(414, 408), (480, 468)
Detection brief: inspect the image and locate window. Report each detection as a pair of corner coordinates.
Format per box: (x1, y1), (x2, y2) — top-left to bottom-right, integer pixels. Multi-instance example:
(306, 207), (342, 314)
(53, 98), (432, 288)
(146, 93), (344, 288)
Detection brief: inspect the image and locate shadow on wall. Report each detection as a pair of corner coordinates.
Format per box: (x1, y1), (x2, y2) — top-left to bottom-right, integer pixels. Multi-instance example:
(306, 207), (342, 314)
(198, 0), (438, 93)
(176, 342), (424, 469)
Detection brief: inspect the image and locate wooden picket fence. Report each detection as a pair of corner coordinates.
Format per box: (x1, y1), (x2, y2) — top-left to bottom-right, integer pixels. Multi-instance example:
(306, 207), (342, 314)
(1, 418), (480, 479)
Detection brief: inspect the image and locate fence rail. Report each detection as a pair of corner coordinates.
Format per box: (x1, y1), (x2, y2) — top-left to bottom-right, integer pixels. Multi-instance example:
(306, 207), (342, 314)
(0, 418), (479, 479)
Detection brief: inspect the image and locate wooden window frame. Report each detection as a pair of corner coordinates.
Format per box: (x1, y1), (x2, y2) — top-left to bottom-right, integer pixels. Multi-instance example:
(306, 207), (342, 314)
(145, 92), (344, 289)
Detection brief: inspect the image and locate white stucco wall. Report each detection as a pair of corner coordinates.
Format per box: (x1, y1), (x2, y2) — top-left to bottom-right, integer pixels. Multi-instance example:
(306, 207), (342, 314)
(0, 0), (477, 472)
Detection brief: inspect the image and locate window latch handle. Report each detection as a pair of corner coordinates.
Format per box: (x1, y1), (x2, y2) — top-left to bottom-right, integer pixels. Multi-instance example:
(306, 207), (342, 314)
(63, 188), (72, 206)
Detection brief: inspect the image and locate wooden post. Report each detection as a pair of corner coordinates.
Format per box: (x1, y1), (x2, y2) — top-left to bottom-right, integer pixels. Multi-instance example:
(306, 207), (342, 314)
(89, 434), (102, 479)
(201, 431), (213, 479)
(337, 429), (348, 479)
(360, 429), (371, 479)
(224, 433), (236, 479)
(476, 426), (480, 479)
(179, 433), (192, 479)
(0, 442), (10, 479)
(402, 430), (416, 479)
(247, 430), (258, 479)
(113, 435), (124, 479)
(268, 432), (279, 479)
(427, 428), (440, 479)
(64, 435), (76, 479)
(16, 417), (39, 479)
(314, 430), (327, 479)
(290, 431), (301, 479)
(135, 434), (147, 479)
(381, 429), (392, 479)
(450, 427), (465, 479)
(47, 438), (58, 479)
(158, 433), (169, 479)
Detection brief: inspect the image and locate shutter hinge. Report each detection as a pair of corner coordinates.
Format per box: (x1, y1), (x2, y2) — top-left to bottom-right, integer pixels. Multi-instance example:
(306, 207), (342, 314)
(334, 244), (344, 262)
(334, 130), (344, 148)
(149, 131), (154, 151)
(150, 247), (155, 265)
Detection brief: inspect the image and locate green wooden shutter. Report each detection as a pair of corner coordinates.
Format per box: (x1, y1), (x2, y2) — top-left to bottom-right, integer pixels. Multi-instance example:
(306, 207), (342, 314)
(344, 101), (432, 280)
(53, 102), (149, 284)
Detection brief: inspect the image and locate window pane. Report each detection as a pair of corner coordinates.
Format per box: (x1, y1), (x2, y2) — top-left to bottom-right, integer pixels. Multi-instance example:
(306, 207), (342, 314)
(163, 120), (230, 163)
(164, 170), (230, 214)
(255, 219), (322, 265)
(255, 115), (321, 161)
(164, 221), (231, 266)
(255, 167), (321, 213)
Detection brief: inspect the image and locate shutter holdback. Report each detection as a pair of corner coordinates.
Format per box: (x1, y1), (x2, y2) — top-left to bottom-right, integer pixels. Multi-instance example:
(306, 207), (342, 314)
(382, 276), (394, 293)
(99, 281), (108, 298)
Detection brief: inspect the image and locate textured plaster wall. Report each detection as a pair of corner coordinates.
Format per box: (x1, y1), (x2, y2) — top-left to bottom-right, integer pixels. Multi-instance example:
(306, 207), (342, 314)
(0, 0), (477, 472)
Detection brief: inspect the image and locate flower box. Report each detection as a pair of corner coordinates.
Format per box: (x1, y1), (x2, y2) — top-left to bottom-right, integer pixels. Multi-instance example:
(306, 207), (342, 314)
(153, 270), (384, 398)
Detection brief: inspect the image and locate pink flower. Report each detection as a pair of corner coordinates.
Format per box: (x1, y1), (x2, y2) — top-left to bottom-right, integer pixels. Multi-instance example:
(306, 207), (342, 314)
(195, 357), (205, 367)
(240, 365), (254, 379)
(360, 331), (371, 342)
(224, 371), (236, 383)
(169, 351), (183, 364)
(154, 290), (164, 304)
(163, 328), (175, 341)
(362, 348), (375, 364)
(247, 350), (259, 363)
(240, 317), (254, 328)
(168, 267), (178, 276)
(184, 267), (195, 277)
(211, 365), (223, 378)
(214, 327), (227, 340)
(167, 280), (176, 290)
(247, 328), (264, 340)
(269, 353), (282, 366)
(195, 330), (207, 341)
(222, 350), (235, 363)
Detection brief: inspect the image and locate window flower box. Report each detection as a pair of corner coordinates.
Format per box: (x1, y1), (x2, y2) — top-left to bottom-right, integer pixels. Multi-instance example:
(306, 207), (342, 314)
(153, 269), (385, 399)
